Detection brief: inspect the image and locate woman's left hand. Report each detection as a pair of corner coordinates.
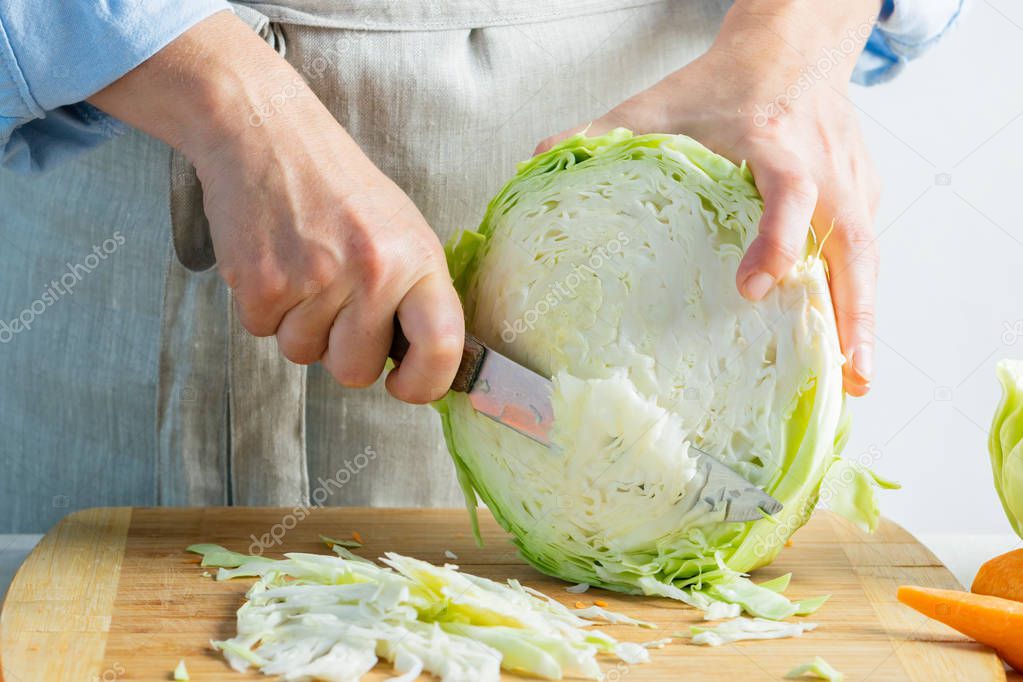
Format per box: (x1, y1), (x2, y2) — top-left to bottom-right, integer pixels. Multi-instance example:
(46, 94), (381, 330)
(536, 0), (882, 397)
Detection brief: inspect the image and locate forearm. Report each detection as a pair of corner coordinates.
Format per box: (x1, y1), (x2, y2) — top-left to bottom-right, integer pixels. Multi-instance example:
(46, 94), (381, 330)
(87, 11), (359, 168)
(714, 0), (883, 82)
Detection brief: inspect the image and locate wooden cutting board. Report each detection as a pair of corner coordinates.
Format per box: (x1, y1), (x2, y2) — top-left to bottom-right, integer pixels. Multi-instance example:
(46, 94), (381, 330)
(0, 507), (1008, 682)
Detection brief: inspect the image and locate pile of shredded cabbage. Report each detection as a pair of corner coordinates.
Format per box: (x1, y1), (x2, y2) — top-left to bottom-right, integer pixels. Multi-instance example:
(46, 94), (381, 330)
(191, 540), (834, 680)
(188, 543), (657, 681)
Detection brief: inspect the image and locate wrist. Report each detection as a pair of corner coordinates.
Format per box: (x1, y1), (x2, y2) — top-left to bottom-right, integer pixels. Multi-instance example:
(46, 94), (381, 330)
(88, 12), (335, 167)
(714, 0), (882, 83)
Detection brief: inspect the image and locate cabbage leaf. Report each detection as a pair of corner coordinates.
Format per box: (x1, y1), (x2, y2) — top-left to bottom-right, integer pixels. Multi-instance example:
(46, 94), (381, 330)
(990, 359), (1023, 537)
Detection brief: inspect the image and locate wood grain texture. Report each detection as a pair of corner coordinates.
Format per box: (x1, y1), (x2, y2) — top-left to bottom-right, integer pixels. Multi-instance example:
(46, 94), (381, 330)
(0, 507), (1009, 681)
(0, 507), (131, 682)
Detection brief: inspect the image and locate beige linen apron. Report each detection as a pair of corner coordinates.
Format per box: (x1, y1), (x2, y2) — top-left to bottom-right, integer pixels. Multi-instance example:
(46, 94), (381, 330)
(0, 0), (730, 530)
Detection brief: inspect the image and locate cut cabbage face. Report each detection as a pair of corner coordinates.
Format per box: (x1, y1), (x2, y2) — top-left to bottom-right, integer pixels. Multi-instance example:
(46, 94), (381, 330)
(990, 359), (1023, 538)
(438, 129), (860, 602)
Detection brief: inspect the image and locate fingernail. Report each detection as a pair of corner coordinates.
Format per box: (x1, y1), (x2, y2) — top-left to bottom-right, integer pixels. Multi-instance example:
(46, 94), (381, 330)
(851, 344), (873, 383)
(741, 272), (775, 301)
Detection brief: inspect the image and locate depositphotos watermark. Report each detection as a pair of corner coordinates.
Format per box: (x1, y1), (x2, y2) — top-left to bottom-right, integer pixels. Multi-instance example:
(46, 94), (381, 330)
(91, 662), (125, 682)
(248, 446), (378, 555)
(752, 21), (873, 128)
(0, 231), (126, 343)
(500, 231), (631, 344)
(248, 77), (306, 128)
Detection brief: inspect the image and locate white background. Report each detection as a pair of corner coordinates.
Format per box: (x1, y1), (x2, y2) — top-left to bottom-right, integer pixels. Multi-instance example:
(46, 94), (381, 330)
(843, 0), (1022, 538)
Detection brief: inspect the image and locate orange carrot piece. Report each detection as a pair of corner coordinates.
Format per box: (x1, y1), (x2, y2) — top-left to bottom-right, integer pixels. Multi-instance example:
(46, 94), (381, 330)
(594, 599), (608, 607)
(352, 531), (363, 544)
(897, 585), (1023, 671)
(973, 549), (1023, 603)
(574, 601), (585, 609)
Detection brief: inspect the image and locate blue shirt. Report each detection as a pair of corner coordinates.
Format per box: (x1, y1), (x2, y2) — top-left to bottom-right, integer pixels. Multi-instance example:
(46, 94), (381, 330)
(854, 0), (965, 85)
(0, 0), (961, 174)
(0, 0), (228, 172)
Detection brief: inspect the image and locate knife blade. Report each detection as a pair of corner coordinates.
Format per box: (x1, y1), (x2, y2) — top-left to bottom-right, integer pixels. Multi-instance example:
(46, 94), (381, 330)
(389, 324), (782, 522)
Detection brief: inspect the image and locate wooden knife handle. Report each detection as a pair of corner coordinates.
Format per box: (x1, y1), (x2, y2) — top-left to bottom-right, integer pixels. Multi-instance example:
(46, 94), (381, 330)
(389, 319), (486, 394)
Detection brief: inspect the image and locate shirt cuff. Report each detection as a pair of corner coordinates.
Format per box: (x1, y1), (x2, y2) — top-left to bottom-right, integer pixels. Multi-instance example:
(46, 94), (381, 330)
(0, 0), (230, 172)
(853, 0), (965, 86)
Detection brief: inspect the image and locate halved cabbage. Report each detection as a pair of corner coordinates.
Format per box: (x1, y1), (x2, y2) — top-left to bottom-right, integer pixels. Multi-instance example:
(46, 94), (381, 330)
(437, 129), (867, 604)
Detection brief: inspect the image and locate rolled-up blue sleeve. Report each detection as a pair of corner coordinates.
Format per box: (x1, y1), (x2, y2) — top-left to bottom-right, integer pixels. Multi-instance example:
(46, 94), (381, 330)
(0, 0), (230, 173)
(854, 0), (964, 86)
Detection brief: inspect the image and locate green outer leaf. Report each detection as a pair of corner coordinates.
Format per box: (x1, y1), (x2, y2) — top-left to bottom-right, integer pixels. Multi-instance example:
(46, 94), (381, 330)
(758, 573), (792, 594)
(433, 395), (484, 545)
(793, 594), (830, 616)
(186, 544), (273, 568)
(705, 577), (797, 620)
(820, 459), (899, 533)
(990, 359), (1023, 538)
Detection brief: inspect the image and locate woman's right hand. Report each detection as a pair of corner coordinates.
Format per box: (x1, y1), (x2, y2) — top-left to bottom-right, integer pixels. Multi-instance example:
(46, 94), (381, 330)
(198, 101), (465, 405)
(89, 11), (464, 403)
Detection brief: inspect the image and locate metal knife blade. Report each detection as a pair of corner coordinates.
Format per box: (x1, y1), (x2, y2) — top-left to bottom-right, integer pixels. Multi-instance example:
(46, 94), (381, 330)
(691, 446), (784, 521)
(389, 325), (783, 522)
(464, 344), (555, 447)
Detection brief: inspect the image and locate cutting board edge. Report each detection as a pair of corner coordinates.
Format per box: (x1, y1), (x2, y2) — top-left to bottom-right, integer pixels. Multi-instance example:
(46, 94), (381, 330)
(822, 513), (1006, 681)
(0, 506), (133, 682)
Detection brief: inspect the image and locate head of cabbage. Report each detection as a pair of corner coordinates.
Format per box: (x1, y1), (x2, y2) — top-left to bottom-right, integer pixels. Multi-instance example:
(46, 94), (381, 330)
(437, 129), (886, 607)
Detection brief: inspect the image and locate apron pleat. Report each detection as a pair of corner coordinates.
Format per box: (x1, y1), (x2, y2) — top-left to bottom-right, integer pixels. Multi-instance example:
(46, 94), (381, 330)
(227, 301), (310, 506)
(155, 247), (230, 505)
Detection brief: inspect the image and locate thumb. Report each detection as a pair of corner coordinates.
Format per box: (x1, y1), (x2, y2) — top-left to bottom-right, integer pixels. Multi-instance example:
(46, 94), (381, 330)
(737, 155), (818, 300)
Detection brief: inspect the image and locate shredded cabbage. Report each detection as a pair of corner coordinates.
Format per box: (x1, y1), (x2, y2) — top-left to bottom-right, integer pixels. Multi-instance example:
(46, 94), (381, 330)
(785, 656), (845, 680)
(689, 617), (818, 646)
(438, 129), (885, 611)
(990, 359), (1023, 537)
(569, 605), (655, 628)
(188, 543), (652, 681)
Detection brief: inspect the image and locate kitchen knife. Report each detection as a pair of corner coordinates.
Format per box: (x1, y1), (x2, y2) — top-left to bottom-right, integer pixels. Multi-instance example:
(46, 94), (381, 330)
(389, 326), (782, 522)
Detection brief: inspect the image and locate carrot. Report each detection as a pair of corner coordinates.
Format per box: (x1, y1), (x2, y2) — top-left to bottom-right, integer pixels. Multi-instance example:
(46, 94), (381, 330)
(897, 585), (1023, 671)
(972, 549), (1023, 603)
